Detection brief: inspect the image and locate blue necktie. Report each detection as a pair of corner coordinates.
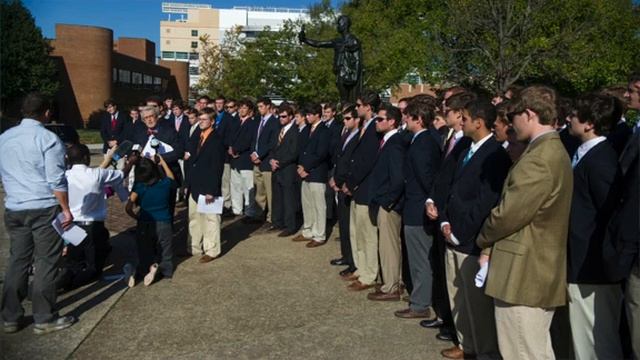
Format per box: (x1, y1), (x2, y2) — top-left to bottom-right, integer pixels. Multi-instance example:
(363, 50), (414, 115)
(571, 152), (579, 168)
(462, 148), (474, 166)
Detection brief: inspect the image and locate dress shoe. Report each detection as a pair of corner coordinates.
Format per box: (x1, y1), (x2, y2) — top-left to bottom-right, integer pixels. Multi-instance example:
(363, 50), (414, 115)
(367, 290), (401, 301)
(394, 308), (431, 319)
(199, 255), (217, 263)
(436, 331), (455, 342)
(330, 258), (348, 266)
(440, 346), (475, 359)
(306, 240), (326, 248)
(33, 316), (76, 335)
(420, 318), (444, 329)
(339, 268), (356, 277)
(292, 234), (312, 242)
(340, 272), (359, 281)
(277, 229), (296, 237)
(347, 280), (375, 291)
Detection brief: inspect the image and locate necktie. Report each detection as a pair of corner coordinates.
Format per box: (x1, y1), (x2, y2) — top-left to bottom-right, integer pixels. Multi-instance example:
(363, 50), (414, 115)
(175, 117), (181, 132)
(571, 152), (579, 168)
(257, 117), (267, 138)
(278, 127), (286, 144)
(462, 148), (475, 166)
(111, 114), (117, 131)
(147, 128), (157, 136)
(379, 138), (385, 150)
(446, 136), (458, 157)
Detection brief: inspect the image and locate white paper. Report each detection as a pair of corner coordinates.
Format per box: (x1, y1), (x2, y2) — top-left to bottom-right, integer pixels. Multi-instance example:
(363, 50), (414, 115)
(475, 262), (489, 288)
(450, 233), (460, 246)
(51, 213), (87, 246)
(142, 136), (174, 158)
(197, 195), (223, 214)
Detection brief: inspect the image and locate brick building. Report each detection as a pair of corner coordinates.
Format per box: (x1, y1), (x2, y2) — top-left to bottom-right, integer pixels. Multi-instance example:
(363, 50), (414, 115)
(50, 24), (188, 128)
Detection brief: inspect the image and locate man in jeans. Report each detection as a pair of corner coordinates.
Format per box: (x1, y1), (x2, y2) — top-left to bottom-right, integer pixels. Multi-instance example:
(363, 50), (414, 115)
(0, 92), (77, 334)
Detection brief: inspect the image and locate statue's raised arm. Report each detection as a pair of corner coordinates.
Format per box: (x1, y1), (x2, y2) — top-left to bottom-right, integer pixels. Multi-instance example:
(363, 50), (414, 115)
(298, 25), (335, 48)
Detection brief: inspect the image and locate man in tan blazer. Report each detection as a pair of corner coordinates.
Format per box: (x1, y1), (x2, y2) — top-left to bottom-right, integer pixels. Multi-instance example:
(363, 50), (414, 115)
(476, 85), (573, 360)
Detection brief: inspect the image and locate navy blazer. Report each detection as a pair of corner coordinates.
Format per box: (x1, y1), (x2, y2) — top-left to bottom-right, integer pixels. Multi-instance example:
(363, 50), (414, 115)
(132, 120), (184, 166)
(123, 118), (146, 144)
(100, 111), (127, 153)
(297, 124), (311, 162)
(607, 121), (633, 156)
(169, 114), (191, 151)
(346, 119), (382, 205)
(333, 130), (359, 188)
(186, 128), (225, 199)
(251, 114), (281, 172)
(429, 135), (472, 209)
(402, 129), (442, 227)
(299, 124), (330, 183)
(440, 136), (511, 255)
(272, 125), (299, 184)
(230, 118), (256, 171)
(370, 132), (407, 213)
(325, 119), (344, 168)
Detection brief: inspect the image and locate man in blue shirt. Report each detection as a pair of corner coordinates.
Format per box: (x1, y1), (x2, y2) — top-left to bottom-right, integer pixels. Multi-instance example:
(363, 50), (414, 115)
(0, 93), (77, 335)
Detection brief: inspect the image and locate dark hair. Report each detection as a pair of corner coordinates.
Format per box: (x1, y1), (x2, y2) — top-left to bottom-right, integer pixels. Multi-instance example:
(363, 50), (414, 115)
(446, 91), (477, 111)
(214, 95), (226, 102)
(145, 96), (161, 106)
(556, 97), (575, 126)
(163, 95), (174, 101)
(129, 107), (140, 113)
(358, 90), (381, 112)
(404, 101), (435, 128)
(575, 93), (622, 136)
(382, 103), (401, 127)
(171, 100), (184, 109)
(66, 143), (90, 166)
(278, 104), (294, 117)
(398, 97), (412, 104)
(21, 92), (51, 118)
(323, 103), (337, 112)
(103, 98), (117, 108)
(628, 73), (640, 85)
(257, 97), (272, 108)
(466, 98), (497, 130)
(237, 98), (255, 113)
(411, 94), (437, 108)
(135, 157), (161, 186)
(496, 100), (513, 125)
(197, 95), (211, 102)
(226, 98), (237, 104)
(341, 104), (358, 119)
(305, 103), (323, 116)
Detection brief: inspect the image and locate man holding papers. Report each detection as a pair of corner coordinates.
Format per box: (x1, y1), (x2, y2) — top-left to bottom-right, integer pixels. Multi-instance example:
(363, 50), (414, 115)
(186, 108), (226, 263)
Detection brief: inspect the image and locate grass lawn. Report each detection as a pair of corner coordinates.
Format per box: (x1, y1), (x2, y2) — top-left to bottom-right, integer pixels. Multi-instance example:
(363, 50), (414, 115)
(77, 129), (102, 144)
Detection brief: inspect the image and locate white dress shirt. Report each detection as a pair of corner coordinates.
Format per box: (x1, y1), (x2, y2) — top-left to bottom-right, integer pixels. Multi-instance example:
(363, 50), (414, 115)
(572, 136), (607, 167)
(66, 165), (125, 221)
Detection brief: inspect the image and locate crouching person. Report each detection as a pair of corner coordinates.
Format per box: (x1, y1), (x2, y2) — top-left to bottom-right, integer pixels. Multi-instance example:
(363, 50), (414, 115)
(125, 154), (176, 286)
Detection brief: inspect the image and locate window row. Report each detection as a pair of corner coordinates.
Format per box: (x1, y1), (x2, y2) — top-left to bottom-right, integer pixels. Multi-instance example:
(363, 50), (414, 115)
(161, 51), (199, 60)
(112, 68), (164, 87)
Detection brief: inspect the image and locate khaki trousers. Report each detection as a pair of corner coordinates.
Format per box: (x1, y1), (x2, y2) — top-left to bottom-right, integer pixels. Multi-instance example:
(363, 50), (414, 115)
(626, 260), (640, 360)
(253, 166), (272, 222)
(350, 203), (378, 285)
(494, 299), (555, 360)
(230, 169), (253, 215)
(445, 249), (499, 357)
(377, 208), (402, 293)
(300, 181), (326, 242)
(222, 163), (231, 209)
(568, 283), (623, 360)
(188, 196), (221, 258)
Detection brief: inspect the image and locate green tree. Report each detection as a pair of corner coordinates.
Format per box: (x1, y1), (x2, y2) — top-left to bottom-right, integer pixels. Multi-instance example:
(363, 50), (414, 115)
(1, 0), (58, 113)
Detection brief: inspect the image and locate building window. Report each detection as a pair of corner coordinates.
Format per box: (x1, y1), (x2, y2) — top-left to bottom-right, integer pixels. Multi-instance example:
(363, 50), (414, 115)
(189, 66), (199, 75)
(112, 68), (117, 83)
(162, 51), (175, 59)
(165, 40), (171, 45)
(154, 77), (162, 85)
(176, 52), (188, 60)
(118, 69), (131, 84)
(191, 29), (198, 37)
(189, 52), (199, 60)
(191, 41), (198, 49)
(166, 28), (171, 33)
(143, 74), (153, 85)
(132, 72), (142, 85)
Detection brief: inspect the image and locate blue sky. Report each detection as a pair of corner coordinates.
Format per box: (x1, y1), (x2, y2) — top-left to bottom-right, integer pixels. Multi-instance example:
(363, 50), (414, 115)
(24, 0), (336, 55)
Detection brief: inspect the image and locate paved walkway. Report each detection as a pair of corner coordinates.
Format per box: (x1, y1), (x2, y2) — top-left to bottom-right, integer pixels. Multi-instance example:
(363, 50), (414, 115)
(0, 158), (445, 359)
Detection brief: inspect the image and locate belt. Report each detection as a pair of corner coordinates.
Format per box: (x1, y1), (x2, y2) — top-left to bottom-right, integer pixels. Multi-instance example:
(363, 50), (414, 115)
(73, 221), (104, 226)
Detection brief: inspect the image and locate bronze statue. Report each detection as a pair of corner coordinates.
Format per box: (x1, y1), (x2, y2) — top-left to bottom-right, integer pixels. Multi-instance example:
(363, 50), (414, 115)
(299, 15), (363, 104)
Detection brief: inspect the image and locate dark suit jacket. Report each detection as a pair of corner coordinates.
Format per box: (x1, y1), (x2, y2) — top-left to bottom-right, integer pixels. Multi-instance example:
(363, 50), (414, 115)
(403, 129), (442, 227)
(603, 130), (640, 281)
(271, 124), (299, 184)
(334, 130), (359, 188)
(440, 136), (511, 255)
(299, 124), (330, 183)
(370, 132), (406, 213)
(186, 128), (225, 199)
(169, 114), (191, 151)
(429, 134), (472, 209)
(215, 111), (236, 163)
(100, 111), (127, 153)
(607, 121), (633, 156)
(325, 119), (344, 168)
(568, 141), (619, 284)
(123, 118), (145, 144)
(229, 118), (256, 171)
(251, 114), (281, 172)
(297, 124), (311, 162)
(132, 121), (184, 165)
(559, 127), (580, 158)
(346, 119), (382, 205)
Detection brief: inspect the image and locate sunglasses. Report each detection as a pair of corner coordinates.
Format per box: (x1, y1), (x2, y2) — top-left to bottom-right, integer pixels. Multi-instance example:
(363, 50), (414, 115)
(376, 117), (388, 122)
(343, 116), (353, 120)
(280, 114), (289, 118)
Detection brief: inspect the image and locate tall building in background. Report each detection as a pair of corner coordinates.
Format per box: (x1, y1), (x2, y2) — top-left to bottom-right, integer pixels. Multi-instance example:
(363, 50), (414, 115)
(159, 2), (309, 98)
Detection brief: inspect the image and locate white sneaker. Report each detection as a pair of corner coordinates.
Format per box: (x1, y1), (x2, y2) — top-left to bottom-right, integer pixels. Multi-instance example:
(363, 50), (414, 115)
(143, 264), (158, 286)
(122, 263), (135, 288)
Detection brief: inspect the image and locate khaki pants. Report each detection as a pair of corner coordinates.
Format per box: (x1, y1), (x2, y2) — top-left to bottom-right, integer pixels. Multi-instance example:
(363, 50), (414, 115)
(188, 196), (221, 258)
(568, 283), (623, 360)
(301, 181), (326, 242)
(626, 260), (640, 360)
(222, 163), (231, 209)
(230, 169), (253, 215)
(377, 208), (402, 293)
(253, 167), (272, 222)
(445, 249), (499, 357)
(350, 203), (378, 285)
(494, 299), (555, 360)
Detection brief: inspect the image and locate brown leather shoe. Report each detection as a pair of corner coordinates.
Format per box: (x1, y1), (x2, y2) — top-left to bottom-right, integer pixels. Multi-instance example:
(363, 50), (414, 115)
(440, 346), (475, 359)
(305, 240), (326, 248)
(292, 234), (311, 242)
(394, 308), (431, 319)
(340, 272), (358, 281)
(199, 255), (217, 263)
(367, 290), (401, 301)
(347, 280), (375, 291)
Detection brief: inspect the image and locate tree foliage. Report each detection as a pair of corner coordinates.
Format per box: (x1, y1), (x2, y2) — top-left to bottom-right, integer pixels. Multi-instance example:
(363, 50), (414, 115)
(0, 0), (58, 105)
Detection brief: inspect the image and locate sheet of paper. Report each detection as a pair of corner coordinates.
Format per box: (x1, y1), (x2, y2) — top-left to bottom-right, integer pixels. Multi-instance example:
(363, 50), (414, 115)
(475, 261), (489, 288)
(141, 136), (175, 158)
(197, 195), (223, 214)
(51, 213), (87, 246)
(450, 233), (460, 246)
